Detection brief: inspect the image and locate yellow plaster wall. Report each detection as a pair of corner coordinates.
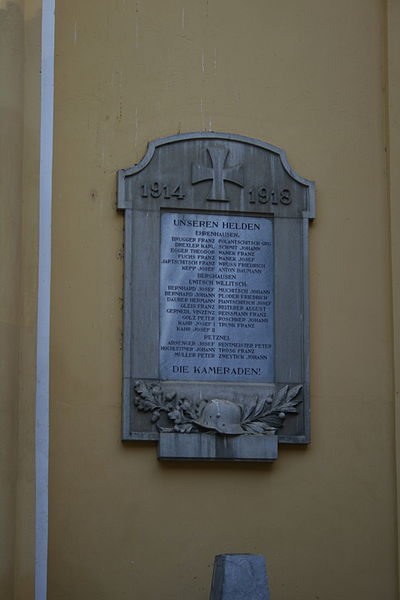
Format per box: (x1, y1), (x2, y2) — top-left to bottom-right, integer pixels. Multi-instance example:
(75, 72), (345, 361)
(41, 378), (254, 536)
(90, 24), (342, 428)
(0, 2), (24, 596)
(0, 1), (41, 599)
(387, 0), (400, 593)
(14, 2), (42, 597)
(49, 1), (398, 598)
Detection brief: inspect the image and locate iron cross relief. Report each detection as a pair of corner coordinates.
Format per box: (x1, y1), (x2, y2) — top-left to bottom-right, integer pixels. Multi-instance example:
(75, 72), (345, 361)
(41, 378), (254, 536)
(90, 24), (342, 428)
(192, 147), (244, 201)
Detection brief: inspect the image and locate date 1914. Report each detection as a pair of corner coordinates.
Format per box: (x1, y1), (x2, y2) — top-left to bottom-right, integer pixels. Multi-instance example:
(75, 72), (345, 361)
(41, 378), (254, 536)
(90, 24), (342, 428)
(141, 182), (185, 199)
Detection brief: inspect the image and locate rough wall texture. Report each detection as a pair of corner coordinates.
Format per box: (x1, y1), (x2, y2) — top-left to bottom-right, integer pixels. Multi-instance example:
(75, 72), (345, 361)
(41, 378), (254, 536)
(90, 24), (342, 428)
(48, 1), (397, 599)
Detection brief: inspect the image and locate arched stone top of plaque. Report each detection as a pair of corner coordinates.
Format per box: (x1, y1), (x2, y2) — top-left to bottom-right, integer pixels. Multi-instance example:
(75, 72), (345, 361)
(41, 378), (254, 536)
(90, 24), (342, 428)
(117, 132), (315, 220)
(117, 133), (315, 461)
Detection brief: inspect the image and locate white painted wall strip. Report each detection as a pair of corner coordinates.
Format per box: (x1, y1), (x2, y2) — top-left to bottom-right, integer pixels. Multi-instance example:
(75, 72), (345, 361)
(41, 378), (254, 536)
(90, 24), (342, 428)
(35, 1), (55, 599)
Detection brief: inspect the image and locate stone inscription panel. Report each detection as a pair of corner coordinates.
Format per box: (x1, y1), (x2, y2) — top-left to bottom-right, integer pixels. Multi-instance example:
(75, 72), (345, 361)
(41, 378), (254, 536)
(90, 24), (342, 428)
(160, 212), (274, 382)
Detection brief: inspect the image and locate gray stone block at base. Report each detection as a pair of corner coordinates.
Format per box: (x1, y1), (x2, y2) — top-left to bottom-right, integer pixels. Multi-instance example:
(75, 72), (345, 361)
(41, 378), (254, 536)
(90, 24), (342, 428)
(209, 554), (269, 600)
(158, 433), (278, 461)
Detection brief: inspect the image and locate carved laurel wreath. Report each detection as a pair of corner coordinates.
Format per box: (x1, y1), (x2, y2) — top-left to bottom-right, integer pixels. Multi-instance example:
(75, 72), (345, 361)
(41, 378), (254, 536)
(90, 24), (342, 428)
(133, 380), (302, 435)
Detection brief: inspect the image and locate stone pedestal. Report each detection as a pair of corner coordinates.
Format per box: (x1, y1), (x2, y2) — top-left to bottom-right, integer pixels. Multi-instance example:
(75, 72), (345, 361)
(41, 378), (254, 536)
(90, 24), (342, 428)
(158, 433), (278, 461)
(209, 554), (269, 600)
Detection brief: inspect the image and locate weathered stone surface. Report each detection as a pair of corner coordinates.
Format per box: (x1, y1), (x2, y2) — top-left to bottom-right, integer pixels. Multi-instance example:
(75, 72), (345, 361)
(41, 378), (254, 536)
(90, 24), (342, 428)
(158, 433), (277, 461)
(209, 554), (269, 600)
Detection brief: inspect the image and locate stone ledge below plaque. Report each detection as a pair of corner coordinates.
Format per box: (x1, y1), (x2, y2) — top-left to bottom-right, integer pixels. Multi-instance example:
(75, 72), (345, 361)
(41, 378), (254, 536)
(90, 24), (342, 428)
(158, 433), (278, 462)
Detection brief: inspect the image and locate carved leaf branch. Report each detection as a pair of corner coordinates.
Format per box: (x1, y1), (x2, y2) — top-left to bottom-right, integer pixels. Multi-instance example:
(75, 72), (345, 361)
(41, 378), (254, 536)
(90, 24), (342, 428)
(133, 381), (201, 433)
(133, 381), (176, 423)
(133, 381), (303, 435)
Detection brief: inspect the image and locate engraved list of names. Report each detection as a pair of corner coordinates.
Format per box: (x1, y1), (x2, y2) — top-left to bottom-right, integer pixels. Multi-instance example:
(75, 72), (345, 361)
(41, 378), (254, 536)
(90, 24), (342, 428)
(160, 212), (274, 382)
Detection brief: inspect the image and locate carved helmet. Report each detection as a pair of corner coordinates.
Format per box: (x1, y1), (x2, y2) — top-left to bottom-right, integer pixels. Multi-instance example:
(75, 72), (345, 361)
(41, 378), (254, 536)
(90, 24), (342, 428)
(196, 399), (245, 435)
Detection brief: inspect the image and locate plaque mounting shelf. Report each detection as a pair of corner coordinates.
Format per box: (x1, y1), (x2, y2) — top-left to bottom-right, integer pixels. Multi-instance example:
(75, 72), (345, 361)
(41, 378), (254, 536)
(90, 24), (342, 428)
(117, 132), (315, 462)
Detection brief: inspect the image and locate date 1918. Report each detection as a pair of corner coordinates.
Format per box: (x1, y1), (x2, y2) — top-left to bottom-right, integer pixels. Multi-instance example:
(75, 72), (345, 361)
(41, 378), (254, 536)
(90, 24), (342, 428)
(248, 187), (291, 205)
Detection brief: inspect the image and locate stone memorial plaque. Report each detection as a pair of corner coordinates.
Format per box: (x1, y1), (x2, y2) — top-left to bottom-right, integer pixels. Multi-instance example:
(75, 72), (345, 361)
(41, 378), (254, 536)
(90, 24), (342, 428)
(117, 132), (315, 461)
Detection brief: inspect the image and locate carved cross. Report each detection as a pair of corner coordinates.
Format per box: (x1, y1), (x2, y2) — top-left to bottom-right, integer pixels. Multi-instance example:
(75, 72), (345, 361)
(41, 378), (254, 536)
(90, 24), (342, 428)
(192, 147), (244, 201)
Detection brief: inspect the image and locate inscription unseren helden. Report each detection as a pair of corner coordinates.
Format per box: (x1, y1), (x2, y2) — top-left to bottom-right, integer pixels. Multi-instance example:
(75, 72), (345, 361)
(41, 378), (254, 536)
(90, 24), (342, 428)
(159, 213), (274, 382)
